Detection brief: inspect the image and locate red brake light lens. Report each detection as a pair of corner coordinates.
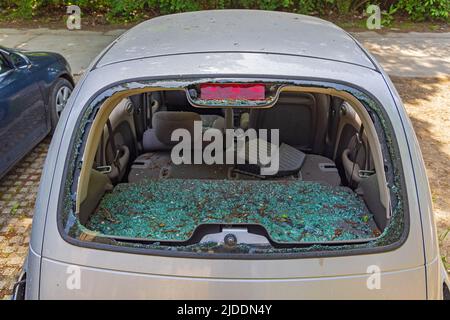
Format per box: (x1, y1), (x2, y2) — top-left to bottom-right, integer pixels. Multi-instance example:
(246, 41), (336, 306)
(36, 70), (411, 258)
(200, 83), (265, 101)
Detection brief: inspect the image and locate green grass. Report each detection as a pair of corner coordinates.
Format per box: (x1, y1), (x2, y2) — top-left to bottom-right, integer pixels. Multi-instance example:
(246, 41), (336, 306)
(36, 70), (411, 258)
(10, 202), (19, 215)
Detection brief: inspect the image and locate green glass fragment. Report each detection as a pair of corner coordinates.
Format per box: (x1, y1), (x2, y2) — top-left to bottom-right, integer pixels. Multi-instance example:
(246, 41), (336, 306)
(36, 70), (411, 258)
(86, 179), (376, 243)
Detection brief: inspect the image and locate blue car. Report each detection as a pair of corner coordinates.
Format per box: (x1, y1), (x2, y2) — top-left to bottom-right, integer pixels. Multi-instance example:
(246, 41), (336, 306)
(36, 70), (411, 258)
(0, 46), (74, 179)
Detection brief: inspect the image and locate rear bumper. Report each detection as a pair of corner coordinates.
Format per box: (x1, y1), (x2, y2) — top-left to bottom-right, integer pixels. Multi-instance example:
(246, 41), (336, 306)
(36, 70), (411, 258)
(37, 257), (427, 299)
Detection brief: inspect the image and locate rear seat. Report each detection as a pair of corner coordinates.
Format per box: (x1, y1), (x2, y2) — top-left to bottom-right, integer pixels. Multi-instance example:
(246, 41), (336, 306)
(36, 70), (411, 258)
(247, 92), (340, 185)
(130, 92), (341, 187)
(249, 92), (330, 153)
(131, 110), (224, 183)
(164, 90), (225, 128)
(142, 111), (201, 152)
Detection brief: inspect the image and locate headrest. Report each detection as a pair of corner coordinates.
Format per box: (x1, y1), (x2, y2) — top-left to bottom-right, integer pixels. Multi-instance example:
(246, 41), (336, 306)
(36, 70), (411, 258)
(153, 111), (201, 145)
(164, 91), (188, 108)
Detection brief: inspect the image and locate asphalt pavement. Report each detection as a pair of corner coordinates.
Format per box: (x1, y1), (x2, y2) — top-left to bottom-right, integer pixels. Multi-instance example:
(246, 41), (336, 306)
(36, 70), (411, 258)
(1, 28), (449, 77)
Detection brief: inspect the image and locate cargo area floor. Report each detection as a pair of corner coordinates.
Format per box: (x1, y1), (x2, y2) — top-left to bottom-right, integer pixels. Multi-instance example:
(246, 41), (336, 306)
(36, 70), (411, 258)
(86, 179), (380, 243)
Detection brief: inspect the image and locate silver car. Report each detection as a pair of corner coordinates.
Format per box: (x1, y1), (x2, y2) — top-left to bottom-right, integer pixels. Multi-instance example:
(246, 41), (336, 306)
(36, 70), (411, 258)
(14, 10), (449, 299)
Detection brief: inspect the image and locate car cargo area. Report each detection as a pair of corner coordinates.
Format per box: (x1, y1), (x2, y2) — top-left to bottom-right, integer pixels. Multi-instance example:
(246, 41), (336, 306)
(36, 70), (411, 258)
(87, 179), (378, 243)
(76, 87), (389, 248)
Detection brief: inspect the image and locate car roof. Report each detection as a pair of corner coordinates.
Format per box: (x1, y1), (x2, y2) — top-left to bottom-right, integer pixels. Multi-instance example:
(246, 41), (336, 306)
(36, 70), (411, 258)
(96, 10), (375, 70)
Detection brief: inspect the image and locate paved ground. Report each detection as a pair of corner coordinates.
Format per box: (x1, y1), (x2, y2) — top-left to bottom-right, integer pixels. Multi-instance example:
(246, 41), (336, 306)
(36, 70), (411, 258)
(355, 32), (450, 77)
(0, 28), (126, 76)
(0, 140), (48, 299)
(0, 28), (449, 299)
(0, 28), (449, 77)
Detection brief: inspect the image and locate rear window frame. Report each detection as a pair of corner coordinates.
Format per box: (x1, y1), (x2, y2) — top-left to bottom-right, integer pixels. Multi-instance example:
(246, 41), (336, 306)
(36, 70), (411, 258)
(56, 75), (410, 260)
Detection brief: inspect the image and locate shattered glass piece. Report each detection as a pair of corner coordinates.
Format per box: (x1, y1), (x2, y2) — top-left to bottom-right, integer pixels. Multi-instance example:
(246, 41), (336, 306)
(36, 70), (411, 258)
(86, 179), (376, 243)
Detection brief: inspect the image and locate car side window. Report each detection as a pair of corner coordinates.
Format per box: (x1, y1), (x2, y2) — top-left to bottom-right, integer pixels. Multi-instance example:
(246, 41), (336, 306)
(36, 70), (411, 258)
(10, 52), (27, 68)
(0, 54), (12, 75)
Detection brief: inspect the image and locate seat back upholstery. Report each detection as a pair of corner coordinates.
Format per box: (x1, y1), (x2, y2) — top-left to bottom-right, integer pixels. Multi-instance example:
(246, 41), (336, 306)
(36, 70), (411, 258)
(249, 92), (329, 153)
(142, 111), (201, 152)
(153, 111), (201, 145)
(164, 91), (224, 116)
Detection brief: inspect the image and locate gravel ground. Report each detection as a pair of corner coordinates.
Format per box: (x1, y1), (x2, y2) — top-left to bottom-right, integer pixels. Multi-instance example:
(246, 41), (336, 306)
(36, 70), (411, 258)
(0, 78), (448, 299)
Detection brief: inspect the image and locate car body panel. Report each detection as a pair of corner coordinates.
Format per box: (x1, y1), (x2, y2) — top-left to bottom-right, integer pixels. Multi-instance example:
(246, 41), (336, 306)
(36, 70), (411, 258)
(29, 53), (393, 258)
(97, 10), (375, 70)
(40, 258), (426, 299)
(25, 11), (446, 299)
(355, 45), (448, 298)
(382, 74), (439, 264)
(34, 54), (428, 299)
(21, 51), (73, 107)
(0, 47), (73, 179)
(0, 50), (48, 178)
(25, 246), (41, 300)
(426, 256), (447, 300)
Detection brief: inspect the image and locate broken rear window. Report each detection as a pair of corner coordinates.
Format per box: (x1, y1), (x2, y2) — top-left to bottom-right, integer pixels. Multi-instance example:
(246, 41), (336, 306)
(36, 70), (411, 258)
(60, 78), (407, 257)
